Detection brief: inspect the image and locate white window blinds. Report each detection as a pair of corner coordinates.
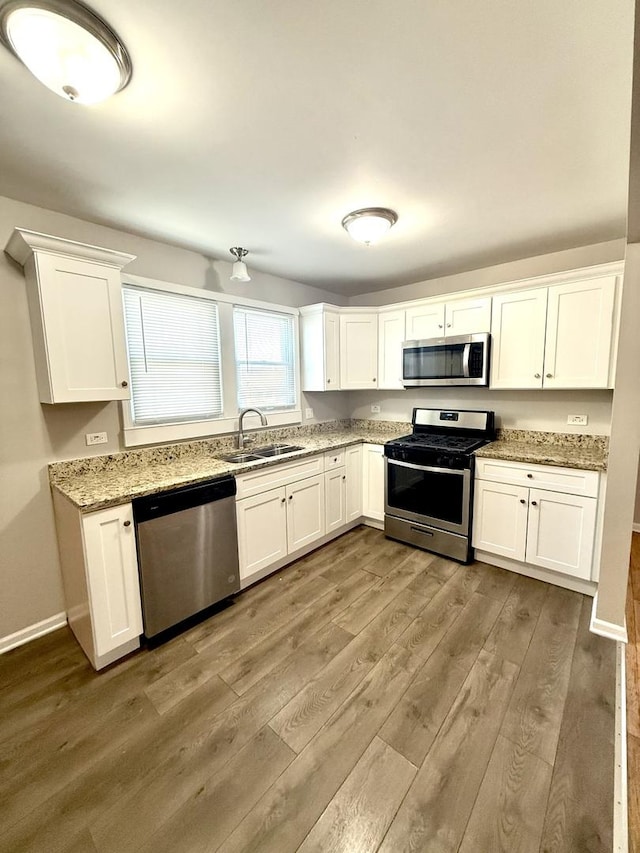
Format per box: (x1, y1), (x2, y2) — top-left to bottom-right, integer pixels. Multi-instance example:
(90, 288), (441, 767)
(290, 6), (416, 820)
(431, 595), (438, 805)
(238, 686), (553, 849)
(122, 286), (223, 425)
(234, 306), (297, 411)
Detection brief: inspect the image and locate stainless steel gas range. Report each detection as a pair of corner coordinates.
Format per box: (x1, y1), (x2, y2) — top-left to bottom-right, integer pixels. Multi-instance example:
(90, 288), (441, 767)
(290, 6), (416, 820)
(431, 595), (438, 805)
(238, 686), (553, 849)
(384, 407), (495, 563)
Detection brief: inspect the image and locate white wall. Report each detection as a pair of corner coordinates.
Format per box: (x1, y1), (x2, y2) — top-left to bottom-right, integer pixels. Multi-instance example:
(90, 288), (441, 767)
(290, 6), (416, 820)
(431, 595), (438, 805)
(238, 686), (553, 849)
(349, 240), (625, 306)
(350, 389), (613, 435)
(0, 194), (349, 641)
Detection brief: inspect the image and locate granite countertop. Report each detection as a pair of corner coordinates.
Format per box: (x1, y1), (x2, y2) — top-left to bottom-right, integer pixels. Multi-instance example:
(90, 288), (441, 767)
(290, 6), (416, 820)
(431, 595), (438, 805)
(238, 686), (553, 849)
(474, 429), (608, 472)
(49, 421), (410, 512)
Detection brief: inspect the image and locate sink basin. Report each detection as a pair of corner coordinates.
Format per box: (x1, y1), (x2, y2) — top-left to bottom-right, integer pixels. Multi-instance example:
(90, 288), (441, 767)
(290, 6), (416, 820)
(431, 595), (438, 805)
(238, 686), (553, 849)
(254, 444), (304, 457)
(218, 452), (262, 463)
(218, 444), (304, 464)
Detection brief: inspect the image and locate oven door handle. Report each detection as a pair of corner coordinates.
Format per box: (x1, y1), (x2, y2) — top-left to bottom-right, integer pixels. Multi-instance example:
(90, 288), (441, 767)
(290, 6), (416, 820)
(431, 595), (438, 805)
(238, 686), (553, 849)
(462, 343), (471, 378)
(386, 458), (466, 476)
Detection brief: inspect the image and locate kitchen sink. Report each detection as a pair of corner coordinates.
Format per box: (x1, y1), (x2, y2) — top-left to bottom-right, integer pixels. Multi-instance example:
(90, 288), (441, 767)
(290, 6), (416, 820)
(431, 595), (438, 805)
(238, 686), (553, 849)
(218, 444), (304, 464)
(218, 452), (263, 463)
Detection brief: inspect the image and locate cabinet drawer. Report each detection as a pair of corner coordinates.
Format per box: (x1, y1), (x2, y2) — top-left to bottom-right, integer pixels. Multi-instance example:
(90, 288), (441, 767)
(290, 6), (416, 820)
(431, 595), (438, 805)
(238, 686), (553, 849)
(475, 458), (599, 497)
(236, 455), (323, 498)
(324, 449), (345, 470)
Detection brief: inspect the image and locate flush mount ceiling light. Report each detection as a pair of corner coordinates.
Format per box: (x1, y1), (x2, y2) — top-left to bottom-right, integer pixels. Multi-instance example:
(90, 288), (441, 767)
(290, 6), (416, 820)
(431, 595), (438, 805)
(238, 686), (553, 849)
(0, 0), (132, 104)
(341, 207), (398, 245)
(229, 247), (251, 282)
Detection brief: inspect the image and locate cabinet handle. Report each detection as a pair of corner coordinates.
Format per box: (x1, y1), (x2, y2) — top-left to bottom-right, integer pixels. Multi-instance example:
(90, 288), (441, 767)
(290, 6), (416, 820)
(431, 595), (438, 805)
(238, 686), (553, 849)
(438, 324), (443, 328)
(327, 378), (331, 384)
(534, 373), (541, 379)
(446, 323), (451, 328)
(546, 373), (553, 378)
(520, 499), (526, 504)
(281, 498), (286, 504)
(531, 501), (538, 507)
(289, 495), (293, 500)
(527, 473), (533, 479)
(121, 380), (128, 388)
(334, 457), (338, 462)
(123, 520), (131, 527)
(372, 378), (376, 383)
(342, 475), (346, 480)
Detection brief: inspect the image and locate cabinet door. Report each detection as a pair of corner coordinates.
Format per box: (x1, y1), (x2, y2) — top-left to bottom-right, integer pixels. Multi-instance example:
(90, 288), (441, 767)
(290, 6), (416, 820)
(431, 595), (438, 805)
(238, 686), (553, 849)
(345, 445), (363, 522)
(543, 276), (616, 389)
(490, 289), (547, 389)
(287, 474), (326, 552)
(236, 487), (288, 579)
(340, 314), (378, 389)
(446, 297), (491, 335)
(378, 309), (405, 389)
(325, 468), (347, 533)
(34, 253), (130, 403)
(81, 504), (143, 657)
(472, 480), (528, 561)
(324, 310), (340, 389)
(405, 302), (445, 340)
(362, 443), (385, 521)
(525, 489), (597, 579)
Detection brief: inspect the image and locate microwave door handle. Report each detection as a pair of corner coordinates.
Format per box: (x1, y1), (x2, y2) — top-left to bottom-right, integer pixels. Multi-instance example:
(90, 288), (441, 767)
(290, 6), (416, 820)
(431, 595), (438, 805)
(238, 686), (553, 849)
(462, 343), (471, 378)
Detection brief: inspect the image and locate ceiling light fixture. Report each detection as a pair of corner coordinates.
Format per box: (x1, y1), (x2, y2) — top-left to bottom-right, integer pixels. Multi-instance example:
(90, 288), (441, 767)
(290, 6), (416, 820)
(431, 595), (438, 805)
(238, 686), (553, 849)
(0, 0), (132, 104)
(341, 207), (398, 245)
(229, 247), (250, 282)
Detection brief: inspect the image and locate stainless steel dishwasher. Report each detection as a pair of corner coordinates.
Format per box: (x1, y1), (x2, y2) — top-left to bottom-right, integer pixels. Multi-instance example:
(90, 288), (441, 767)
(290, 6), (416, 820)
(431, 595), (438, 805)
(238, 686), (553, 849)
(132, 475), (240, 638)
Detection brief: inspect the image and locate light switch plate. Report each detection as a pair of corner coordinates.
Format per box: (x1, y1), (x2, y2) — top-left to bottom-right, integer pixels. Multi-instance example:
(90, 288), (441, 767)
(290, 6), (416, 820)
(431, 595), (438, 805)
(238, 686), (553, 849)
(305, 408), (314, 420)
(86, 431), (108, 445)
(371, 405), (381, 414)
(567, 414), (588, 426)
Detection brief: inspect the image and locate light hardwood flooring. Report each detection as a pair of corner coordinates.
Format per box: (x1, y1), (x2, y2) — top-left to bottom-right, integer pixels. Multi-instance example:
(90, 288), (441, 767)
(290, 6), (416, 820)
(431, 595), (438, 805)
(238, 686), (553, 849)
(627, 532), (640, 852)
(0, 526), (616, 852)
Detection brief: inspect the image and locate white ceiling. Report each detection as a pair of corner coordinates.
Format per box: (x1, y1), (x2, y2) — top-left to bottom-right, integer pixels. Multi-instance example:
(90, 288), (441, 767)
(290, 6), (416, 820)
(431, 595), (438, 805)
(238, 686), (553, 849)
(0, 1), (633, 295)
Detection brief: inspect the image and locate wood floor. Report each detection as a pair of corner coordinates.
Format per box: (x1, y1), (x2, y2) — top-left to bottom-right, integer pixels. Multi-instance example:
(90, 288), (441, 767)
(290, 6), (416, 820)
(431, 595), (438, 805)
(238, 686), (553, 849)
(0, 526), (616, 853)
(627, 532), (640, 852)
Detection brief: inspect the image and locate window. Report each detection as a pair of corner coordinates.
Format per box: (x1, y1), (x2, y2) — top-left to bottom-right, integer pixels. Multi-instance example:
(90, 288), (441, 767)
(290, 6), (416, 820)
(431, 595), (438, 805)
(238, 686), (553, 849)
(233, 306), (297, 411)
(122, 286), (223, 425)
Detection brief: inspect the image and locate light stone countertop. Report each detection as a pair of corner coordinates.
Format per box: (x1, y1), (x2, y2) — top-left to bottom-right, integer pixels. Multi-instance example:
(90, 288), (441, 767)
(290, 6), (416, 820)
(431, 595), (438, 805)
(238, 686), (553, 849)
(474, 429), (608, 472)
(49, 422), (410, 512)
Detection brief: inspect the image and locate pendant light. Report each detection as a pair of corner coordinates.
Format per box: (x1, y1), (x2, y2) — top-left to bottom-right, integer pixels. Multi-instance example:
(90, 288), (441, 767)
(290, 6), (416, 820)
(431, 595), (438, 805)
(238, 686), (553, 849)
(0, 0), (132, 104)
(229, 247), (250, 282)
(341, 207), (398, 245)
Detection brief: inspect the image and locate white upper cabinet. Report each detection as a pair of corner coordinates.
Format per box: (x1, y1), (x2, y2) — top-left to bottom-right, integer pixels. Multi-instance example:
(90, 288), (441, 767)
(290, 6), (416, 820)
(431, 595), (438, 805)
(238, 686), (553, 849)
(491, 275), (617, 390)
(543, 276), (616, 389)
(339, 313), (378, 389)
(490, 288), (548, 389)
(405, 297), (491, 341)
(405, 302), (445, 340)
(446, 297), (492, 336)
(300, 304), (340, 391)
(377, 309), (405, 390)
(6, 228), (135, 404)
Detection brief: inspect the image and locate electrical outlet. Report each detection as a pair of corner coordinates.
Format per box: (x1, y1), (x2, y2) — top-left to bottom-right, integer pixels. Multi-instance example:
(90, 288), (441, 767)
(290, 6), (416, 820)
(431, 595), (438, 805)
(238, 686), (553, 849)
(86, 431), (108, 446)
(567, 414), (588, 426)
(305, 408), (314, 420)
(371, 405), (381, 414)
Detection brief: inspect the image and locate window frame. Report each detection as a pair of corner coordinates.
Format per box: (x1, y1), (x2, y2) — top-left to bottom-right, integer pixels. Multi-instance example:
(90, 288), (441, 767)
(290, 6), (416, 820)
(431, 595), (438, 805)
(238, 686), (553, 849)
(120, 274), (301, 447)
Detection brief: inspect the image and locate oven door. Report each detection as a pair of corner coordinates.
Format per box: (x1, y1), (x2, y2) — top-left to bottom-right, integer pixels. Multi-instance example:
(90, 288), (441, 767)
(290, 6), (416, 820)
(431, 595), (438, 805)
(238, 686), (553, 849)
(384, 458), (471, 535)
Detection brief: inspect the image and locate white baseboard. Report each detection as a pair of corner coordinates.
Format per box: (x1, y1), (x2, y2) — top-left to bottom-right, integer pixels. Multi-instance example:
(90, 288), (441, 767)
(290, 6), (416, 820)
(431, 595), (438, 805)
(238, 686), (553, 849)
(590, 593), (628, 643)
(0, 612), (67, 655)
(633, 522), (640, 533)
(614, 642), (629, 853)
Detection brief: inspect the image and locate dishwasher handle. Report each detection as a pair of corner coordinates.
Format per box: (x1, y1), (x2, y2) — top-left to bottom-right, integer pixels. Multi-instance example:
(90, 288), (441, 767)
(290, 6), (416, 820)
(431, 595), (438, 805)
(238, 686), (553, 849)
(133, 475), (236, 523)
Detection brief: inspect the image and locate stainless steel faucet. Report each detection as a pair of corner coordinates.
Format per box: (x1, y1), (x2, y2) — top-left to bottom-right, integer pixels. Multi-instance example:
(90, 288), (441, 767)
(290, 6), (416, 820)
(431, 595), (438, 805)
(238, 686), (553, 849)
(238, 407), (267, 449)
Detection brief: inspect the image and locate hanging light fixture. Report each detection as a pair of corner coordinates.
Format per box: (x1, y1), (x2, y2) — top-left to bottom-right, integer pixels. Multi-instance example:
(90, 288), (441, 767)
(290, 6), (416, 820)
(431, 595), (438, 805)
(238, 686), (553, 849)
(229, 247), (250, 282)
(341, 207), (398, 245)
(0, 0), (132, 104)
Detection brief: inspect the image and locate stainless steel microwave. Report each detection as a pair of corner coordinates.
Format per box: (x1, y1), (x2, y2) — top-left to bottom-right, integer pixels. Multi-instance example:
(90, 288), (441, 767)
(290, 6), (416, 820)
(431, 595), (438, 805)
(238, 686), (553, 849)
(402, 332), (490, 387)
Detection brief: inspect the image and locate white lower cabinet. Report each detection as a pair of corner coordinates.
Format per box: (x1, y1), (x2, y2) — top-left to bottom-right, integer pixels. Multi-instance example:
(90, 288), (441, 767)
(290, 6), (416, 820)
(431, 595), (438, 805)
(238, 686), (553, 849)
(325, 468), (347, 533)
(236, 487), (288, 579)
(362, 443), (385, 521)
(52, 495), (143, 670)
(287, 474), (326, 551)
(345, 445), (363, 521)
(473, 460), (599, 582)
